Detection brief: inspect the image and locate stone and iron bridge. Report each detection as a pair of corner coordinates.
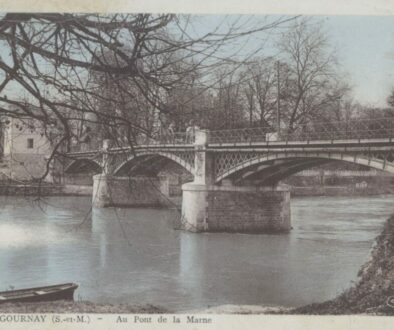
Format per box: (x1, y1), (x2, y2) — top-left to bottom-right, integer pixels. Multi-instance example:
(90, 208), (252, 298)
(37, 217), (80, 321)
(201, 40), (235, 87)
(62, 117), (394, 233)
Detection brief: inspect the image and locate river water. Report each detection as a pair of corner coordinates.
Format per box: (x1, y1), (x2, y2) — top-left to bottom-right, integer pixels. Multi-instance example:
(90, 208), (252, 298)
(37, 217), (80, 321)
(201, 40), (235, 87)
(0, 195), (392, 311)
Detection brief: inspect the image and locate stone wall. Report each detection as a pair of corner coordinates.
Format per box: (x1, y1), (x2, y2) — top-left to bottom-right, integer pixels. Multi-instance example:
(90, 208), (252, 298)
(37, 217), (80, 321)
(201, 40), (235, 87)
(181, 183), (291, 233)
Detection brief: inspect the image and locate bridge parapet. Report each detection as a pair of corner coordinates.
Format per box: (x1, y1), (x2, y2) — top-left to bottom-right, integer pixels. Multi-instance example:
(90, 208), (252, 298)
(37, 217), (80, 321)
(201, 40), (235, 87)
(69, 132), (191, 154)
(66, 116), (394, 155)
(135, 132), (191, 146)
(209, 117), (394, 144)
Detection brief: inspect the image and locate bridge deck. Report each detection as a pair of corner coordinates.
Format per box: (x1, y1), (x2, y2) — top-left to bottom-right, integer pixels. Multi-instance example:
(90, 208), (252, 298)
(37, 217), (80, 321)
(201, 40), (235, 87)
(66, 138), (394, 157)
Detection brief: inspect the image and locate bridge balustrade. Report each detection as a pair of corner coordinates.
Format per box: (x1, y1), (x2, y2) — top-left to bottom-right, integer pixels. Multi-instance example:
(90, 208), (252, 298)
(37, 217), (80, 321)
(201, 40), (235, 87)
(135, 132), (190, 145)
(209, 117), (394, 144)
(68, 117), (394, 152)
(68, 132), (190, 153)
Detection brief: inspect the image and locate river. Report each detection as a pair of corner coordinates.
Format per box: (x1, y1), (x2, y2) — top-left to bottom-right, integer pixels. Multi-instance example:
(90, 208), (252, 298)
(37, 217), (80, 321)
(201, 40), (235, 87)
(0, 195), (392, 311)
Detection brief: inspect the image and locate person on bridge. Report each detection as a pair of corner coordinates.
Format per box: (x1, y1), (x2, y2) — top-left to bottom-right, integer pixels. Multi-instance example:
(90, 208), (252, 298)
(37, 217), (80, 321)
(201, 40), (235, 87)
(186, 120), (199, 143)
(167, 122), (176, 143)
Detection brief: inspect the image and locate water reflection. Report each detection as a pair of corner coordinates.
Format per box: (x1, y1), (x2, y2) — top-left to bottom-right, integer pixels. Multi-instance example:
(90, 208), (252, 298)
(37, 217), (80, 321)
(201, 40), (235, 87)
(0, 195), (392, 310)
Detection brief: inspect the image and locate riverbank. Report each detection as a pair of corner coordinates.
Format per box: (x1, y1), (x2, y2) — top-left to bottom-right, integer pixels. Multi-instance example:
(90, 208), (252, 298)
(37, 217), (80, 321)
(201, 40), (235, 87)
(0, 181), (394, 198)
(0, 184), (92, 196)
(290, 185), (394, 197)
(0, 301), (167, 313)
(288, 215), (394, 315)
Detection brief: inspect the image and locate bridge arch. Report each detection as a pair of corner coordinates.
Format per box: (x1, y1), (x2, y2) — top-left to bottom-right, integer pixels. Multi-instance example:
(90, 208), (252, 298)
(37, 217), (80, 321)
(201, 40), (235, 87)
(113, 151), (195, 176)
(64, 158), (102, 174)
(216, 152), (394, 184)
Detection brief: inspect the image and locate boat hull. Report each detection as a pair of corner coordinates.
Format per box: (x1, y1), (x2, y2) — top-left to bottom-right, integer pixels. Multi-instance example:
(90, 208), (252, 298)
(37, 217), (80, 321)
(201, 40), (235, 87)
(0, 283), (78, 304)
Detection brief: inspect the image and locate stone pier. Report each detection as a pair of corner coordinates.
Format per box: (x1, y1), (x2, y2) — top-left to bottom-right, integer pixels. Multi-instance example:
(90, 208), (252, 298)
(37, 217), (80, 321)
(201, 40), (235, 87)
(91, 139), (170, 208)
(180, 129), (291, 233)
(92, 175), (170, 208)
(181, 183), (291, 233)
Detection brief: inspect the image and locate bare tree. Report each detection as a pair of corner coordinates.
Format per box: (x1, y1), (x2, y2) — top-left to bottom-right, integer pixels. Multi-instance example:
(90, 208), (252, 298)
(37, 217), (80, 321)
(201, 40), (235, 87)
(0, 13), (295, 180)
(241, 57), (278, 127)
(277, 18), (340, 132)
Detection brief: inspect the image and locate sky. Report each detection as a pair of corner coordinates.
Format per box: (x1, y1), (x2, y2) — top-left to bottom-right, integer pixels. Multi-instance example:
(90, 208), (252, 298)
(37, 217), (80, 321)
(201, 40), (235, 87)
(323, 15), (394, 107)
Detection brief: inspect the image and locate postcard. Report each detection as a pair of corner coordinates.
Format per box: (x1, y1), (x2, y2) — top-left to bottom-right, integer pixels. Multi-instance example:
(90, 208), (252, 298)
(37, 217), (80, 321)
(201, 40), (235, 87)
(0, 1), (393, 329)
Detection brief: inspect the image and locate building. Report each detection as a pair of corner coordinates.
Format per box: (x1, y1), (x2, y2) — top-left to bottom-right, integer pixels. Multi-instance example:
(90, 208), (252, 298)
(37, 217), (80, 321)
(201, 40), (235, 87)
(1, 116), (52, 181)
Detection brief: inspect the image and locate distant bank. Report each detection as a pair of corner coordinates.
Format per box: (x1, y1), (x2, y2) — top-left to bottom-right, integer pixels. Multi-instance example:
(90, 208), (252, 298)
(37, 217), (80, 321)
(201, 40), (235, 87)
(0, 168), (393, 198)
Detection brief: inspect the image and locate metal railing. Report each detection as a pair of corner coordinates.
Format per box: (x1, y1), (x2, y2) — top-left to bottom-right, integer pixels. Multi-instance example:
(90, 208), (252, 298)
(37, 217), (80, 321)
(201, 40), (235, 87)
(68, 132), (191, 153)
(67, 117), (394, 153)
(135, 132), (191, 145)
(209, 117), (394, 144)
(209, 127), (274, 144)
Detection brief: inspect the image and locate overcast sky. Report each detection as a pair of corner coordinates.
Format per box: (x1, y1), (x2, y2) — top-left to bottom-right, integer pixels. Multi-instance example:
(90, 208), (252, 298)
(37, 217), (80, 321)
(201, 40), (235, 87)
(323, 15), (394, 107)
